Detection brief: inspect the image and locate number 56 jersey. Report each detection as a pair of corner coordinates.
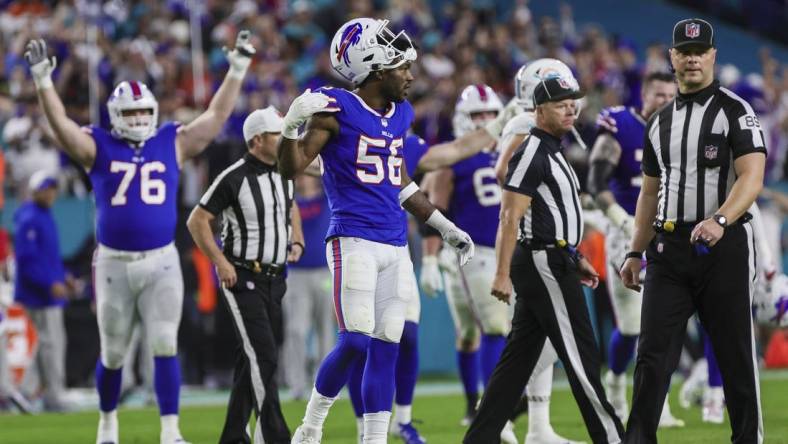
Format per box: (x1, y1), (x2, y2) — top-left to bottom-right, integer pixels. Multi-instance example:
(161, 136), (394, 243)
(316, 87), (414, 247)
(88, 122), (181, 251)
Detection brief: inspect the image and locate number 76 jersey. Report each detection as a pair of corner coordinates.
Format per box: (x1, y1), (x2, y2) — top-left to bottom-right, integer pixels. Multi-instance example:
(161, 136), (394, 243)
(87, 122), (180, 251)
(316, 87), (414, 247)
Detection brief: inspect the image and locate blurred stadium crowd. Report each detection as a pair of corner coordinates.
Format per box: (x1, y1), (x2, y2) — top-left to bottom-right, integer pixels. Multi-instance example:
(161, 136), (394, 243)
(0, 0), (786, 410)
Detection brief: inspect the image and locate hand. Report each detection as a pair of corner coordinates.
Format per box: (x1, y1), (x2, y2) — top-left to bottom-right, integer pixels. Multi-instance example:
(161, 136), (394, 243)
(419, 255), (444, 297)
(223, 30), (256, 78)
(282, 88), (339, 139)
(596, 114), (619, 134)
(443, 227), (475, 266)
(577, 257), (599, 289)
(690, 218), (724, 247)
(619, 257), (643, 292)
(288, 242), (304, 263)
(24, 39), (56, 89)
(490, 273), (513, 305)
(216, 258), (237, 289)
(50, 282), (69, 300)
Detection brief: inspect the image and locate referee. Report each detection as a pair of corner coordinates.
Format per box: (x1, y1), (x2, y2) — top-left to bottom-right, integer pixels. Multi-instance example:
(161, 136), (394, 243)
(188, 106), (303, 444)
(464, 77), (624, 444)
(620, 19), (766, 444)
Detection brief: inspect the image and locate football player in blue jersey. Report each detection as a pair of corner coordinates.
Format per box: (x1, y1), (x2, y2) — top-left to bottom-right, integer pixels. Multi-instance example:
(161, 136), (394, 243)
(25, 32), (255, 444)
(278, 19), (474, 444)
(586, 72), (681, 427)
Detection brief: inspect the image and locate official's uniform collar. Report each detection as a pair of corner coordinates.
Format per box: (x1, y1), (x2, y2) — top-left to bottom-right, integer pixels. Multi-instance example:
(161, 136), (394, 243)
(676, 80), (719, 109)
(530, 127), (563, 151)
(244, 152), (276, 172)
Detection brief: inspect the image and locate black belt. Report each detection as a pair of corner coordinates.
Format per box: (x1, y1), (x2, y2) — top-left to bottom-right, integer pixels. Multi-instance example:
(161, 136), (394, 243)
(227, 257), (285, 277)
(519, 239), (584, 262)
(652, 212), (752, 234)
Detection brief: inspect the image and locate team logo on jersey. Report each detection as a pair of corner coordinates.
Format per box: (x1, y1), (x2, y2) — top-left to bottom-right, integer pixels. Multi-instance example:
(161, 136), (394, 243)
(704, 144), (718, 160)
(381, 118), (388, 127)
(336, 22), (363, 66)
(657, 242), (664, 253)
(685, 23), (700, 38)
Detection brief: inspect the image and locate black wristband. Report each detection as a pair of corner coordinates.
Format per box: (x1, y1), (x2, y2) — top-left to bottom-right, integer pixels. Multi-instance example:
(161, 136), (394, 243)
(625, 251), (643, 260)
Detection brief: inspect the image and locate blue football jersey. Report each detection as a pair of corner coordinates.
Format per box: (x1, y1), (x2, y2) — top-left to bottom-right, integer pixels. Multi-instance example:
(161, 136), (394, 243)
(402, 134), (429, 178)
(596, 106), (647, 215)
(450, 151), (501, 248)
(292, 192), (331, 268)
(88, 122), (180, 251)
(316, 87), (414, 246)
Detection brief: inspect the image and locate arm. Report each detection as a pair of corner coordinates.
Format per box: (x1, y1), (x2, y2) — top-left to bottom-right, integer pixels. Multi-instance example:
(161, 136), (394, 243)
(491, 190), (531, 304)
(716, 153), (765, 224)
(278, 113), (337, 178)
(415, 128), (495, 173)
(587, 133), (633, 234)
(26, 40), (96, 169)
(14, 218), (64, 291)
(494, 132), (526, 184)
(418, 169), (454, 296)
(619, 174), (660, 291)
(288, 203), (305, 263)
(186, 206), (237, 288)
(176, 31), (255, 163)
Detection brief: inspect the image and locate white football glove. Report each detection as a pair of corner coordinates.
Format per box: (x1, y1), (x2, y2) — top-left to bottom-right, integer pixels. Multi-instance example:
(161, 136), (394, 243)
(24, 39), (56, 90)
(425, 210), (474, 266)
(223, 30), (256, 79)
(282, 88), (339, 139)
(419, 255), (444, 297)
(605, 203), (635, 238)
(484, 98), (524, 139)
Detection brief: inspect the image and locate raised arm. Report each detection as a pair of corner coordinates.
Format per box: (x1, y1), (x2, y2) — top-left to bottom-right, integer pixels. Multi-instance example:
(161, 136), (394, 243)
(26, 40), (96, 169)
(277, 90), (340, 179)
(176, 31), (255, 163)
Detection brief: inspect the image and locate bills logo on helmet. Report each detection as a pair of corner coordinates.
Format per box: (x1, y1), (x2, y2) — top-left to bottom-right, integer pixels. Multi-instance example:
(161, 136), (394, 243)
(685, 23), (700, 38)
(336, 22), (363, 66)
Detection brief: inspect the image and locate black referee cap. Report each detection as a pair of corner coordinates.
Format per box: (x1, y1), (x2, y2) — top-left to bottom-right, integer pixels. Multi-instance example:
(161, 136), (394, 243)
(533, 77), (584, 107)
(672, 18), (714, 50)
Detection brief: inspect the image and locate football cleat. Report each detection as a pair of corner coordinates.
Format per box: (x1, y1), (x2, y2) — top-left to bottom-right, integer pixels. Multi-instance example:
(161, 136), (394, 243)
(604, 370), (629, 421)
(525, 429), (588, 444)
(501, 420), (518, 444)
(701, 387), (725, 425)
(392, 422), (427, 444)
(658, 399), (685, 428)
(291, 425), (322, 444)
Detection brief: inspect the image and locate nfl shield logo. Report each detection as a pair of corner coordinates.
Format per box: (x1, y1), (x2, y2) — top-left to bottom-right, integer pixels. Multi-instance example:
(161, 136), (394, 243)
(657, 242), (664, 253)
(685, 23), (700, 38)
(704, 144), (718, 160)
(381, 118), (388, 127)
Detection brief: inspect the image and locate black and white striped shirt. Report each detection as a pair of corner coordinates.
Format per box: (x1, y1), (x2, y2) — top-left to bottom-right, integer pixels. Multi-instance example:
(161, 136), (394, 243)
(642, 80), (767, 224)
(504, 127), (584, 247)
(199, 153), (294, 265)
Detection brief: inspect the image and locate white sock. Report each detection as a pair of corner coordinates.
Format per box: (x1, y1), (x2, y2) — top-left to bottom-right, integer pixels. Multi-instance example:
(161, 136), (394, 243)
(100, 409), (118, 425)
(303, 387), (338, 429)
(394, 404), (412, 425)
(356, 417), (364, 440)
(363, 411), (391, 444)
(526, 365), (554, 434)
(160, 414), (180, 435)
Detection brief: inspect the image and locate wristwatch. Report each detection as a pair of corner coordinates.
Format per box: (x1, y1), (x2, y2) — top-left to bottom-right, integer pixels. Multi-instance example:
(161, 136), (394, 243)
(712, 213), (728, 228)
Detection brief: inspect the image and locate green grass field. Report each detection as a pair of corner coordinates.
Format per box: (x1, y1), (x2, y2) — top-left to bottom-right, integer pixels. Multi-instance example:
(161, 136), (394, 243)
(1, 376), (787, 444)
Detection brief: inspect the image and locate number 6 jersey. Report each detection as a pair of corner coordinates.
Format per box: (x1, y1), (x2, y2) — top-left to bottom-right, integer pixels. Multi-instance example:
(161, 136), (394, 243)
(316, 87), (414, 246)
(88, 122), (180, 251)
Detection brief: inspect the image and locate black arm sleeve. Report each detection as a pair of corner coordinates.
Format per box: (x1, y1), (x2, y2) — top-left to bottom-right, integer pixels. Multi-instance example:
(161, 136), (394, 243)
(587, 160), (616, 196)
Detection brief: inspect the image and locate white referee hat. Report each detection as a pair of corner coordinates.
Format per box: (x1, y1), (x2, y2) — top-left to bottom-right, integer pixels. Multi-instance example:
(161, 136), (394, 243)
(243, 106), (284, 142)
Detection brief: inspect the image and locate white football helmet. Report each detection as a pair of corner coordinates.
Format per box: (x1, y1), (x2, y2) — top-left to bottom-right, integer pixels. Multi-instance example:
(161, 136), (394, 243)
(452, 84), (503, 137)
(754, 273), (788, 328)
(107, 80), (159, 143)
(514, 58), (578, 110)
(330, 18), (417, 85)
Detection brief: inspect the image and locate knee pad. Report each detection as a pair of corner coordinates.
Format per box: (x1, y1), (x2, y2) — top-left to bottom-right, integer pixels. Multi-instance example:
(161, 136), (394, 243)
(101, 349), (126, 370)
(340, 254), (377, 335)
(611, 283), (642, 336)
(478, 299), (511, 336)
(376, 301), (405, 343)
(148, 322), (179, 357)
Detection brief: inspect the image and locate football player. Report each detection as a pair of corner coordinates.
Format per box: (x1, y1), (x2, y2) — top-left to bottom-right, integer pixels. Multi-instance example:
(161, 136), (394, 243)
(25, 32), (255, 444)
(586, 72), (684, 427)
(278, 19), (473, 444)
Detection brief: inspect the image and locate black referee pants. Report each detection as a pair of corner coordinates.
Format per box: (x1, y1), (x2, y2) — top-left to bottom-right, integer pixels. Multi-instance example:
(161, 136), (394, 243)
(464, 245), (624, 444)
(219, 268), (290, 444)
(625, 223), (762, 444)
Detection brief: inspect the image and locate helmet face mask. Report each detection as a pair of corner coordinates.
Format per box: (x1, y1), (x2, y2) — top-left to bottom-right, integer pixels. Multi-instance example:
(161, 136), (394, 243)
(331, 18), (417, 86)
(108, 81), (159, 143)
(452, 84), (503, 137)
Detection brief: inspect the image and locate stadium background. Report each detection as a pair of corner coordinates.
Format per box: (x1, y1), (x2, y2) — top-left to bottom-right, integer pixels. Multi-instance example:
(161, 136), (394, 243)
(0, 0), (787, 441)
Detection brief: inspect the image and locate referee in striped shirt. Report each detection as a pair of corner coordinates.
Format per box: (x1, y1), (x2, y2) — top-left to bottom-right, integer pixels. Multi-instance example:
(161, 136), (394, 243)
(620, 19), (766, 444)
(464, 77), (624, 444)
(188, 106), (303, 444)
